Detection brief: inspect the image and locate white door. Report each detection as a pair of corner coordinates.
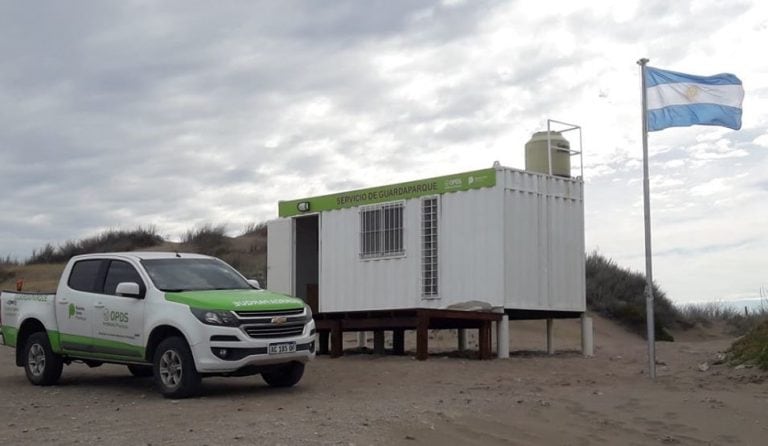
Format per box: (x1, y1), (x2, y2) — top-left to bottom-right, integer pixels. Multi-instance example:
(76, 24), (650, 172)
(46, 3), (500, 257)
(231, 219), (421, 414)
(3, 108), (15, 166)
(55, 259), (104, 354)
(267, 218), (294, 295)
(91, 260), (146, 361)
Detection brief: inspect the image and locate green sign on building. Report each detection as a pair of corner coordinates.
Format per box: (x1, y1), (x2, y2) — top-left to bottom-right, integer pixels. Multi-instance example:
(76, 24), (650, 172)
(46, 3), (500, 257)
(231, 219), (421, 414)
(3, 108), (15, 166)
(278, 168), (497, 217)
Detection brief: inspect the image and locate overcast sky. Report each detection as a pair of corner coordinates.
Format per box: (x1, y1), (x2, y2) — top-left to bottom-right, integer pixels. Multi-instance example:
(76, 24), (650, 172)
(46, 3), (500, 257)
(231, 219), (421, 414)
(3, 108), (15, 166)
(1, 0), (766, 304)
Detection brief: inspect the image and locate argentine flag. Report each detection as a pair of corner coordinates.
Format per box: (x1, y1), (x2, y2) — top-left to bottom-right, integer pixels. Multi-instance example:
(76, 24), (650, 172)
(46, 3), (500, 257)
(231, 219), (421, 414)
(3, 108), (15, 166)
(645, 67), (744, 132)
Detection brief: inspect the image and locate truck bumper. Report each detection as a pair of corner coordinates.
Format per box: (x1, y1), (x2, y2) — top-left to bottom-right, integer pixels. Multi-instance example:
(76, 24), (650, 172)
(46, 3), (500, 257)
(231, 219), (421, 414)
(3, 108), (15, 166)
(190, 319), (316, 374)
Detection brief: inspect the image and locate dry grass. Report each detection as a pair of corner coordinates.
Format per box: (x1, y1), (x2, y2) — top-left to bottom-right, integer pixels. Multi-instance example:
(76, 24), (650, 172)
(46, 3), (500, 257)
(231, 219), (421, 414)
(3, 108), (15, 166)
(679, 301), (768, 336)
(0, 263), (66, 292)
(27, 227), (163, 264)
(586, 251), (687, 341)
(727, 319), (768, 369)
(4, 224), (268, 291)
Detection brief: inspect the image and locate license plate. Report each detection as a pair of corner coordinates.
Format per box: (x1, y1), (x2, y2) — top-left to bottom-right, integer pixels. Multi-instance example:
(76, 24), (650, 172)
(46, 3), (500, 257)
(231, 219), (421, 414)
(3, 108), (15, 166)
(268, 342), (296, 355)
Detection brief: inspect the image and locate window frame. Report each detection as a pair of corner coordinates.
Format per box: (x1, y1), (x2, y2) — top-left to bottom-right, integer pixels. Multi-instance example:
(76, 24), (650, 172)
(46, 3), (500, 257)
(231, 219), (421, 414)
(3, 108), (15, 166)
(67, 258), (146, 299)
(421, 196), (439, 298)
(67, 259), (108, 294)
(103, 260), (147, 299)
(359, 201), (405, 259)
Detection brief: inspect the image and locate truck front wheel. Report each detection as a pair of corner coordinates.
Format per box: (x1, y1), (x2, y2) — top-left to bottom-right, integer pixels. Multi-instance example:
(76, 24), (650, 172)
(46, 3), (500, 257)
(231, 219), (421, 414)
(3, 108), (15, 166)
(153, 336), (200, 398)
(24, 332), (63, 386)
(261, 362), (305, 388)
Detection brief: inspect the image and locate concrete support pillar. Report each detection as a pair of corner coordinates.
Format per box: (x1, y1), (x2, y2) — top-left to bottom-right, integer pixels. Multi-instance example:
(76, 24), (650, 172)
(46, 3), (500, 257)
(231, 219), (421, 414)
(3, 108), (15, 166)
(457, 329), (468, 351)
(546, 319), (555, 355)
(357, 331), (367, 348)
(497, 314), (510, 359)
(581, 314), (594, 357)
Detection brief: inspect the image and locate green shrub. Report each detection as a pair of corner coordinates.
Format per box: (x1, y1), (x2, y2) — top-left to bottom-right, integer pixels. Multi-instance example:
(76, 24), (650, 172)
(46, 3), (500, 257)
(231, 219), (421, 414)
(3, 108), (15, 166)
(586, 251), (685, 340)
(727, 320), (768, 369)
(27, 227), (163, 264)
(182, 224), (230, 257)
(242, 222), (267, 237)
(0, 264), (14, 283)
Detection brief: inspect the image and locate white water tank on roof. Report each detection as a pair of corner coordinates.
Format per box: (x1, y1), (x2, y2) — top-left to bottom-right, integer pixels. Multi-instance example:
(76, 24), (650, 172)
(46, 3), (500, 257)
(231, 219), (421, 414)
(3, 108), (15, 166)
(525, 131), (571, 177)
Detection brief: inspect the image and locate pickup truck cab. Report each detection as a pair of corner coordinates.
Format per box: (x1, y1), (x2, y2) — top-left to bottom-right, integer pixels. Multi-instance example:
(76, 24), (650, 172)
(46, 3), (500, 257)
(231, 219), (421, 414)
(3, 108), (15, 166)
(0, 252), (316, 398)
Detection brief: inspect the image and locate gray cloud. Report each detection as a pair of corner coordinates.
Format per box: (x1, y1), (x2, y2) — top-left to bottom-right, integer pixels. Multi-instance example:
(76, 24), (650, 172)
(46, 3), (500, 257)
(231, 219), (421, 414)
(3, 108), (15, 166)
(1, 1), (766, 304)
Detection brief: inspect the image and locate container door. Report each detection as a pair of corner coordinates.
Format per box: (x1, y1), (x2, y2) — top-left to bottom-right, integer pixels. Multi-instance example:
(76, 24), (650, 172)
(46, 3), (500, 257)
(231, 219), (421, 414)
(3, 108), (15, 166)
(267, 218), (294, 295)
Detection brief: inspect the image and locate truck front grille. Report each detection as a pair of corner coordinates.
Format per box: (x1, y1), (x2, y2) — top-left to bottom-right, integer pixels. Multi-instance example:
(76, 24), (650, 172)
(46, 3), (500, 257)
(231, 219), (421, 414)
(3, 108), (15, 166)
(243, 324), (305, 339)
(235, 308), (304, 318)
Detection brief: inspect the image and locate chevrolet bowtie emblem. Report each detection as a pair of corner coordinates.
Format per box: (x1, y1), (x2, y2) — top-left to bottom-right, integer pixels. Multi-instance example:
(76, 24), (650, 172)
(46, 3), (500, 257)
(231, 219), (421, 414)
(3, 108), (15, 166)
(271, 316), (288, 325)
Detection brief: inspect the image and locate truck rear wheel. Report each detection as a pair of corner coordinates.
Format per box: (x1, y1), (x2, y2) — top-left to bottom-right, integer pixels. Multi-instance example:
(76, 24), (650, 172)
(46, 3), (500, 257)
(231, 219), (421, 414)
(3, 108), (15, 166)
(261, 362), (305, 388)
(153, 336), (200, 398)
(24, 332), (63, 386)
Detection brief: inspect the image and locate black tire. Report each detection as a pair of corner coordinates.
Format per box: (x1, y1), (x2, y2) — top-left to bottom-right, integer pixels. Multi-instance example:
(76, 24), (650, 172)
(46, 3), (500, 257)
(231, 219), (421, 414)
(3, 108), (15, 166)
(152, 336), (200, 398)
(127, 364), (153, 378)
(23, 332), (63, 386)
(261, 362), (305, 388)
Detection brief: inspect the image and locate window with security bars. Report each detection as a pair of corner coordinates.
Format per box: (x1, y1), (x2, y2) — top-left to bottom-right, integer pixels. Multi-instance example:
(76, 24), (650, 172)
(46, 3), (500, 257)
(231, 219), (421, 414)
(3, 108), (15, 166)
(421, 197), (438, 297)
(359, 202), (404, 258)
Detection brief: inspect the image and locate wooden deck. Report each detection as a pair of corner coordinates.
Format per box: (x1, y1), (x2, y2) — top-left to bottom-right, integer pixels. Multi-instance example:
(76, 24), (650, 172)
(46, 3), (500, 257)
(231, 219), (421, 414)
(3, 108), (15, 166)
(313, 308), (503, 360)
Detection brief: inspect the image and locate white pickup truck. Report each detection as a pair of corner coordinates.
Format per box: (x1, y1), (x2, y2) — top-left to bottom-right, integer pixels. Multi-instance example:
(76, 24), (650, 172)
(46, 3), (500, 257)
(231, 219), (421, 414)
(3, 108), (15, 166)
(0, 252), (316, 398)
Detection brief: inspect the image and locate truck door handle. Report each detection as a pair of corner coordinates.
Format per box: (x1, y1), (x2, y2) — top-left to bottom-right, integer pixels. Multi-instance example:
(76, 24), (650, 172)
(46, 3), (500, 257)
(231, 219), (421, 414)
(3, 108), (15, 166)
(57, 300), (68, 305)
(6, 299), (15, 304)
(94, 303), (105, 309)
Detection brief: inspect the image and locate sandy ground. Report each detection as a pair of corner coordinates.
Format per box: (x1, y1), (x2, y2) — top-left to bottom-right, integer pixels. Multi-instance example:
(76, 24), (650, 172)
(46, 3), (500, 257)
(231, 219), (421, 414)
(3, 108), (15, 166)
(0, 316), (766, 445)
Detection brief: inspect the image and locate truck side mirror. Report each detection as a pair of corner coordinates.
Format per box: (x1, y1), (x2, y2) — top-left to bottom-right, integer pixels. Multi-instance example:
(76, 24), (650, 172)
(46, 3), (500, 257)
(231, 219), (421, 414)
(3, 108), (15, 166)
(247, 279), (261, 289)
(116, 282), (142, 298)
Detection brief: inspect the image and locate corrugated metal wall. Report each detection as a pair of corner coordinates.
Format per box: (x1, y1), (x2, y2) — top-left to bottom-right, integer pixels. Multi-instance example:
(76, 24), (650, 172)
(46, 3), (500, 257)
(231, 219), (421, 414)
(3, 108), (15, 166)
(501, 170), (585, 311)
(438, 188), (505, 307)
(318, 186), (507, 312)
(273, 167), (585, 314)
(319, 202), (421, 312)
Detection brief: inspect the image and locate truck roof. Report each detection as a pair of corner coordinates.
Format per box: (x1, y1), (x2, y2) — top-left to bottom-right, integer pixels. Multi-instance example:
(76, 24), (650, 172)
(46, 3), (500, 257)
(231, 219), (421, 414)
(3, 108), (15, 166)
(70, 252), (214, 261)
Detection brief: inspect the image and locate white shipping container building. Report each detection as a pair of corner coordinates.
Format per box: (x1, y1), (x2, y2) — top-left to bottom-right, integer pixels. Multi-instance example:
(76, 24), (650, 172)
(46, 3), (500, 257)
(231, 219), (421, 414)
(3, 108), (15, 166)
(268, 131), (592, 359)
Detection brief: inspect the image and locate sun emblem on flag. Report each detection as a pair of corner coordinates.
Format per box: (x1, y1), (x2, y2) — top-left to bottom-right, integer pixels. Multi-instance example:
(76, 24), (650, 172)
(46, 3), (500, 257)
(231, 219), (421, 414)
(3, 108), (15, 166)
(685, 85), (700, 101)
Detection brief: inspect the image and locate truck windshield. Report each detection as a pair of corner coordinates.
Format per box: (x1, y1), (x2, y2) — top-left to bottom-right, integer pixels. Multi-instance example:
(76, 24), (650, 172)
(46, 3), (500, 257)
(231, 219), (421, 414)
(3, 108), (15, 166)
(141, 258), (252, 292)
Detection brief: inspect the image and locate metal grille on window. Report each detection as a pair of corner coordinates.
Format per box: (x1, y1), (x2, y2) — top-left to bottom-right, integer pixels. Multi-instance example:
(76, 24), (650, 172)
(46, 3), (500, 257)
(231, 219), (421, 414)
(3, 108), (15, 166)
(422, 197), (438, 297)
(360, 202), (404, 258)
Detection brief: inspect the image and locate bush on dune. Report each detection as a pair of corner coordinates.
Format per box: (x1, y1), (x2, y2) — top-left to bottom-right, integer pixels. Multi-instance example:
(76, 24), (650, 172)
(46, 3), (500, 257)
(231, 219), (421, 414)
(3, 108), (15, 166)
(679, 301), (768, 336)
(586, 251), (688, 341)
(727, 320), (768, 370)
(0, 264), (14, 283)
(181, 224), (230, 257)
(27, 227), (163, 264)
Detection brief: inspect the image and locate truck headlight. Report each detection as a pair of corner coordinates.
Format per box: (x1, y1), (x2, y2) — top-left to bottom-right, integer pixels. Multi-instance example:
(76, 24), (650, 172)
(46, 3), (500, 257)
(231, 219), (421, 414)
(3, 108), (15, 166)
(190, 308), (239, 327)
(304, 304), (313, 322)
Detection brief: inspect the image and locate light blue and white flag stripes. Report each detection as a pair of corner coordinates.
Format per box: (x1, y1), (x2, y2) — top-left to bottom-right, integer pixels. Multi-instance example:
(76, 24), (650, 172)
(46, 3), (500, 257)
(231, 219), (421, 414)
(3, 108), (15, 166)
(645, 66), (744, 132)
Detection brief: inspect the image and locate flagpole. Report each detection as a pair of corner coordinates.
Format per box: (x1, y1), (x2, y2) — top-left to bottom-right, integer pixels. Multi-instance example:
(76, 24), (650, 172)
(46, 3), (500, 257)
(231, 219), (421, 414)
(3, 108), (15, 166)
(637, 57), (656, 380)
